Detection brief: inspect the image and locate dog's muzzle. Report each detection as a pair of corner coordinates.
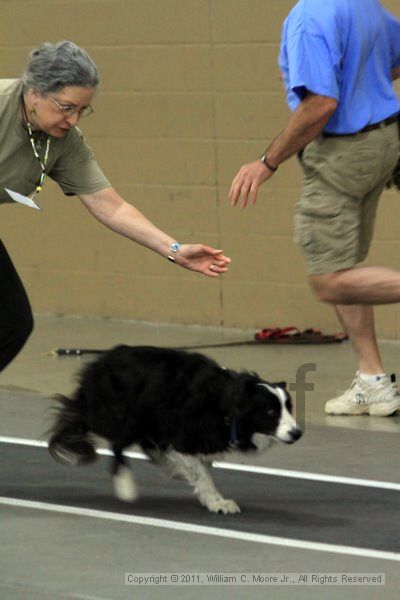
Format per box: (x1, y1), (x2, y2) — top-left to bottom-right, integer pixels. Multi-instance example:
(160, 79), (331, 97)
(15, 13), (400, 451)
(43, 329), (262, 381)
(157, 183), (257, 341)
(285, 427), (302, 444)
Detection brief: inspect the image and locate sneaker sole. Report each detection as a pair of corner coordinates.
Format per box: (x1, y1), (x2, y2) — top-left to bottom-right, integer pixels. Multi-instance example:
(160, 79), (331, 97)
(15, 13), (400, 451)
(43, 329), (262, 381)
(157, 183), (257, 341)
(325, 398), (400, 417)
(369, 398), (400, 417)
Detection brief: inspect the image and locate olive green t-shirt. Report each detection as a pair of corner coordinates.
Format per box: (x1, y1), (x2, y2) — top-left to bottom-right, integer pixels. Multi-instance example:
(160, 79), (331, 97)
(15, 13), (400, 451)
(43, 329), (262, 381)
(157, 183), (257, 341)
(0, 79), (110, 204)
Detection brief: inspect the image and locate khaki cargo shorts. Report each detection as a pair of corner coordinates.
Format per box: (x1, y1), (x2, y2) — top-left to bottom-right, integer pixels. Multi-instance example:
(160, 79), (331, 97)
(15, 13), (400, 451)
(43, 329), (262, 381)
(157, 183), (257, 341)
(295, 121), (400, 275)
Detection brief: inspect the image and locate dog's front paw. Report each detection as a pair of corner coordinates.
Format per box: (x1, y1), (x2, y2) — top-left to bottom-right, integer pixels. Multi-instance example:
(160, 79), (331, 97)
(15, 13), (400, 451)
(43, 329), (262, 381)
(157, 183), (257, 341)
(113, 466), (138, 502)
(207, 498), (241, 515)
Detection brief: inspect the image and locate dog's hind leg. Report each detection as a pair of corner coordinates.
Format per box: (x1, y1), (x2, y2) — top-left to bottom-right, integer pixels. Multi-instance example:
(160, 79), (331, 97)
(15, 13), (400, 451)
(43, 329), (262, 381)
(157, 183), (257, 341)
(112, 447), (138, 502)
(169, 452), (241, 515)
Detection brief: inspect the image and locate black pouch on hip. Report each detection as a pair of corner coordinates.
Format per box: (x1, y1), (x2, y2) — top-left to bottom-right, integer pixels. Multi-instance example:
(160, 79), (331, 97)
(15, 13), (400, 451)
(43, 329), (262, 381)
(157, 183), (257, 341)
(386, 115), (400, 190)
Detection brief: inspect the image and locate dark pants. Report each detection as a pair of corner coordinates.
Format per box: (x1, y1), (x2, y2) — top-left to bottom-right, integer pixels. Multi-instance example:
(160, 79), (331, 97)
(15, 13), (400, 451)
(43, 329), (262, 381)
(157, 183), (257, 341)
(0, 239), (33, 372)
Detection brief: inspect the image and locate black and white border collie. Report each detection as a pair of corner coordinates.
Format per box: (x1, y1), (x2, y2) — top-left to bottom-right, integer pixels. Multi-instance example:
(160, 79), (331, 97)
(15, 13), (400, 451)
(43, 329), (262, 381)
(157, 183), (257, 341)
(48, 345), (302, 514)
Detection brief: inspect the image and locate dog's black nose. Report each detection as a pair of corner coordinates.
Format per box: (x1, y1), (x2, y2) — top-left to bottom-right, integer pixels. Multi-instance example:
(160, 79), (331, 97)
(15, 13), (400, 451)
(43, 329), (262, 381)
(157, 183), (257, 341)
(290, 428), (302, 441)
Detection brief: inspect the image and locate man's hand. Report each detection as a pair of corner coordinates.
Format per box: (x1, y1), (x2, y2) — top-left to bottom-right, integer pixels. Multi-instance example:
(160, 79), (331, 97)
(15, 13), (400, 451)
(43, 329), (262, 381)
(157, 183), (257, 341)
(229, 93), (337, 211)
(174, 245), (231, 278)
(229, 160), (274, 209)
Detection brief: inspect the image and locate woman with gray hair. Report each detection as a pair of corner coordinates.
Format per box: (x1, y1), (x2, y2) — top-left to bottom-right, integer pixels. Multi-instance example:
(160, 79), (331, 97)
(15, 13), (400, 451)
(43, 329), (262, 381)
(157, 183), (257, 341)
(0, 41), (230, 371)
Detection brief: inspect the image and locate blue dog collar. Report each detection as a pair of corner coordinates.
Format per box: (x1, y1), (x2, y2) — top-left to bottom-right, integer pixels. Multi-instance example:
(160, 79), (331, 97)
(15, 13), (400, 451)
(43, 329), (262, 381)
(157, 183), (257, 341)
(229, 417), (239, 449)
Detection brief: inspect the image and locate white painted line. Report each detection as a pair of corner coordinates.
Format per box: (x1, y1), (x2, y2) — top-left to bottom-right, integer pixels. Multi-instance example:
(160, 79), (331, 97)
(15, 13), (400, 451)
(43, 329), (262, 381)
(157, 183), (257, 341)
(1, 435), (400, 492)
(211, 462), (400, 492)
(0, 436), (144, 460)
(0, 496), (399, 562)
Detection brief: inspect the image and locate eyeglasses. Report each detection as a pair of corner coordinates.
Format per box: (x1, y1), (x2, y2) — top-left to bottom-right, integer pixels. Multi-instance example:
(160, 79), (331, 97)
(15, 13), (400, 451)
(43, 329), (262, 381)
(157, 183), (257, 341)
(49, 95), (94, 118)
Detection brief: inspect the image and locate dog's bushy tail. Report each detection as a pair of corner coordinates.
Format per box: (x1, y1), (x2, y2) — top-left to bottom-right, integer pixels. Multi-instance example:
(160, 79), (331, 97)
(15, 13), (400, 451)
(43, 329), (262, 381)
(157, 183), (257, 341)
(47, 394), (97, 466)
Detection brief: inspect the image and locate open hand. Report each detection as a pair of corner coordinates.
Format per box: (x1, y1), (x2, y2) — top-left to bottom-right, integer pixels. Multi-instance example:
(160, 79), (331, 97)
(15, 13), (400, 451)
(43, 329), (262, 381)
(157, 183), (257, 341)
(174, 245), (231, 278)
(229, 159), (274, 209)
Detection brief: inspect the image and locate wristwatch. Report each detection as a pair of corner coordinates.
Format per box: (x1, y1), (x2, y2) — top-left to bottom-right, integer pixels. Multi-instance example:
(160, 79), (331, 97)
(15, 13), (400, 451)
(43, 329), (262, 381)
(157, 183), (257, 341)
(167, 242), (181, 263)
(260, 154), (278, 172)
(170, 242), (181, 253)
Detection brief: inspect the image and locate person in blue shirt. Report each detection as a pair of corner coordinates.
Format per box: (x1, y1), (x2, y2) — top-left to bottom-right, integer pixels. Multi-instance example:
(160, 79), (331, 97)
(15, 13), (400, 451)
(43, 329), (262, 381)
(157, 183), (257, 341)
(229, 0), (400, 416)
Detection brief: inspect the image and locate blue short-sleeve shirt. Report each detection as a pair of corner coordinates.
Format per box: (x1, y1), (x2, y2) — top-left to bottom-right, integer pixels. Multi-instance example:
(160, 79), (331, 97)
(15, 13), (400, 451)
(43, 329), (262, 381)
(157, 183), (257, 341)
(279, 0), (400, 134)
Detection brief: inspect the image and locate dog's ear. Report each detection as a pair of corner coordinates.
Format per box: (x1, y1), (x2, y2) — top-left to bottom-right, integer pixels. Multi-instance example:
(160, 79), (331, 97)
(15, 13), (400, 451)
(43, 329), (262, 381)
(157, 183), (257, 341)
(231, 374), (261, 416)
(220, 372), (247, 414)
(273, 381), (287, 390)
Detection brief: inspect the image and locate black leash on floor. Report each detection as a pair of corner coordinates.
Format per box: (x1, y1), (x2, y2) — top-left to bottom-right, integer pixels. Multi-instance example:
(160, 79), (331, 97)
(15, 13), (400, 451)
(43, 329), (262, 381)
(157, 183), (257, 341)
(50, 329), (348, 356)
(50, 340), (259, 356)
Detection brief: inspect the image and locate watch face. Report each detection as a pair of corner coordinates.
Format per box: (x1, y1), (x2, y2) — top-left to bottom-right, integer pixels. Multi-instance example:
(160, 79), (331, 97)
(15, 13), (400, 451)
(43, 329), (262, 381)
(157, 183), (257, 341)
(170, 242), (181, 253)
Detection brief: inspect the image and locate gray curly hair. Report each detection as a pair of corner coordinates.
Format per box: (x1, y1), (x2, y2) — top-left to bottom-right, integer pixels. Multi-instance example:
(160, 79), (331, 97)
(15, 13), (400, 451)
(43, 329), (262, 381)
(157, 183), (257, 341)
(21, 41), (99, 94)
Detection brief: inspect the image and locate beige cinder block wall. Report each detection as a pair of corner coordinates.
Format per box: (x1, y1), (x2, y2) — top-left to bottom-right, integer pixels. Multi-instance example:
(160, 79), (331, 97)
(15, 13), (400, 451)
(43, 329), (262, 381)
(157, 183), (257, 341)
(0, 1), (399, 336)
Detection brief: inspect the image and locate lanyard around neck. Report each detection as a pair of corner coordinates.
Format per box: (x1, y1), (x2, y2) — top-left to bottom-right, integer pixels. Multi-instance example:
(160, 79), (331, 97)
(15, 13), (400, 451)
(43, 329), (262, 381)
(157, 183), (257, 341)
(26, 121), (50, 199)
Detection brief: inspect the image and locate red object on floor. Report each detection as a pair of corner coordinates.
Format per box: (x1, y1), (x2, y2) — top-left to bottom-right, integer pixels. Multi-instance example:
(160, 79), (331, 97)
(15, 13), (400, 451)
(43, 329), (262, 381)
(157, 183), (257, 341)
(254, 327), (348, 344)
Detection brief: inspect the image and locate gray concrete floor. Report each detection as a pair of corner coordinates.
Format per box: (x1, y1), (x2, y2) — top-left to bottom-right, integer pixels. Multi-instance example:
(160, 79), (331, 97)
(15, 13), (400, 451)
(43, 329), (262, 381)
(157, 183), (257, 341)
(1, 315), (400, 600)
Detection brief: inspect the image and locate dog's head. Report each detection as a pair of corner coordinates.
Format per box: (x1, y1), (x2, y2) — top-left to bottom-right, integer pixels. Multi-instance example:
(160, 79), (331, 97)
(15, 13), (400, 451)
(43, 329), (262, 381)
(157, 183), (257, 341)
(255, 381), (302, 444)
(232, 374), (302, 447)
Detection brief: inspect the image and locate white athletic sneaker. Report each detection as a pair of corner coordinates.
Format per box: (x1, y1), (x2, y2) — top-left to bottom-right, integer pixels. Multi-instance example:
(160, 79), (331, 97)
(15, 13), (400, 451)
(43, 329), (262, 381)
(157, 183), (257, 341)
(325, 373), (400, 416)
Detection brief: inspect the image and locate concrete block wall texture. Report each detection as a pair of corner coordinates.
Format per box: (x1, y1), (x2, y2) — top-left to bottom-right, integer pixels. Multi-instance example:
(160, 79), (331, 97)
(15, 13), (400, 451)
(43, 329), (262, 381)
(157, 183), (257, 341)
(0, 0), (399, 336)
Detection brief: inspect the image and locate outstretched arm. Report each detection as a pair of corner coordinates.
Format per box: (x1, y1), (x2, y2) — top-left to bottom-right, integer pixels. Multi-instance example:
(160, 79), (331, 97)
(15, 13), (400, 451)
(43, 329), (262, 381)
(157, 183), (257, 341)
(79, 187), (230, 278)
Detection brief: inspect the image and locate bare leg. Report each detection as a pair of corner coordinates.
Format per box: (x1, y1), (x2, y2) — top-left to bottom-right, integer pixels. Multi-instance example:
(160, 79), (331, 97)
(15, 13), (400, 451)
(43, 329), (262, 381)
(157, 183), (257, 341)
(311, 277), (400, 415)
(334, 304), (384, 374)
(310, 266), (400, 304)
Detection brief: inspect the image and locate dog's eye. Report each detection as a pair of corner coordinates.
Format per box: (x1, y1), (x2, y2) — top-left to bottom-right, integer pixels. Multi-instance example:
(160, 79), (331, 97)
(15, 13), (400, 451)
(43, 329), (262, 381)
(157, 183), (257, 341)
(267, 408), (277, 417)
